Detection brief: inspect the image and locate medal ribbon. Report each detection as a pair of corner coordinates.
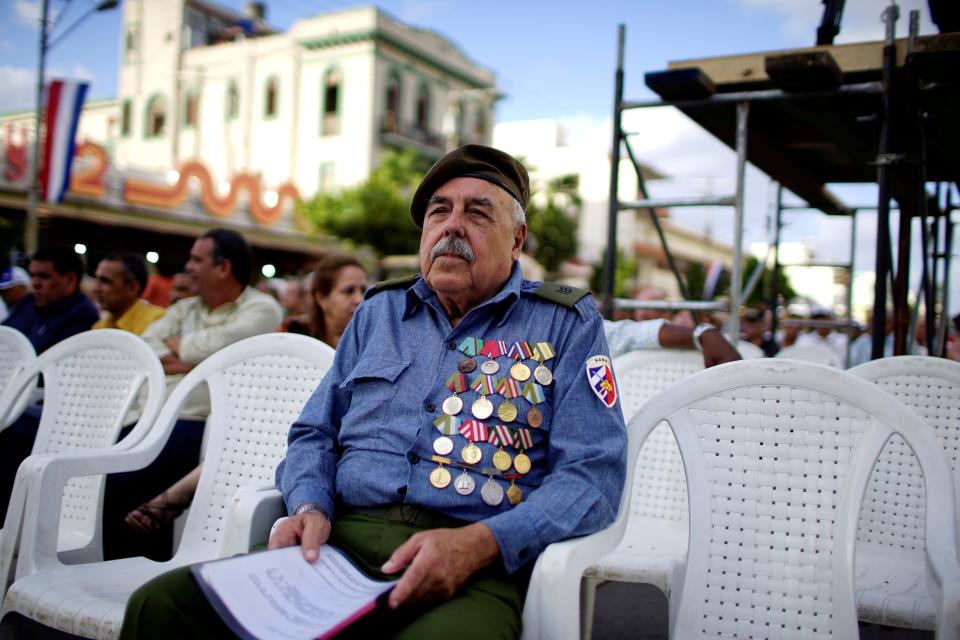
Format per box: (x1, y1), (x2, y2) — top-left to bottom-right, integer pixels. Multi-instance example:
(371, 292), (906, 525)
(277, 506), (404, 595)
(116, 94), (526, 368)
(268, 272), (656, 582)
(522, 382), (546, 405)
(480, 339), (507, 359)
(458, 337), (483, 356)
(531, 341), (556, 362)
(507, 341), (533, 361)
(433, 414), (460, 435)
(489, 424), (516, 448)
(459, 419), (489, 442)
(472, 374), (496, 395)
(496, 377), (520, 399)
(446, 372), (467, 393)
(516, 428), (533, 449)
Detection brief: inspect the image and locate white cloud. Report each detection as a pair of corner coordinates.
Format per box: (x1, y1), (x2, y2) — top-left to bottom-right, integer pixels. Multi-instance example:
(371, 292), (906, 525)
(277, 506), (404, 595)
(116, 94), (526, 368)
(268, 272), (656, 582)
(14, 0), (40, 27)
(0, 65), (35, 113)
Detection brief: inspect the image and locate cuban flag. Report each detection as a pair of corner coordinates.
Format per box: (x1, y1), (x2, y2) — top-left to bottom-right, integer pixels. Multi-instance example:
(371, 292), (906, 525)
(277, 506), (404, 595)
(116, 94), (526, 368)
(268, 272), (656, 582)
(40, 79), (89, 203)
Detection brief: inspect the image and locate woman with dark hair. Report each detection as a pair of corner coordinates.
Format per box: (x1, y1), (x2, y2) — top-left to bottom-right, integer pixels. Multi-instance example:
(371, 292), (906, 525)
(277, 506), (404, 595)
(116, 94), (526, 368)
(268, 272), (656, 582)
(123, 254), (368, 552)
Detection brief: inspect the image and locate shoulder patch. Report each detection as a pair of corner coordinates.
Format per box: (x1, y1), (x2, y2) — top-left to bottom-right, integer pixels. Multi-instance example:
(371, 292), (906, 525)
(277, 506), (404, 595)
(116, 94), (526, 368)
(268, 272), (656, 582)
(532, 282), (591, 308)
(363, 274), (420, 300)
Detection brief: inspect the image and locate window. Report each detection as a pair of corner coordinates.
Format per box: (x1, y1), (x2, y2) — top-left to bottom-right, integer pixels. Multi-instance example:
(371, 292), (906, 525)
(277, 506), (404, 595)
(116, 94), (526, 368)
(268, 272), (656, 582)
(321, 69), (341, 136)
(226, 80), (239, 120)
(124, 25), (138, 63)
(264, 76), (279, 118)
(184, 90), (198, 127)
(121, 100), (132, 137)
(415, 82), (430, 135)
(474, 108), (486, 142)
(383, 69), (401, 132)
(145, 94), (167, 138)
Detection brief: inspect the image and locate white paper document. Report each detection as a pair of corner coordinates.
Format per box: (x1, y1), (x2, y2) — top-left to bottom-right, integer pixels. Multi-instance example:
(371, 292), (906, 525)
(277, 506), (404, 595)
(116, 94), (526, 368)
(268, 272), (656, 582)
(193, 545), (397, 640)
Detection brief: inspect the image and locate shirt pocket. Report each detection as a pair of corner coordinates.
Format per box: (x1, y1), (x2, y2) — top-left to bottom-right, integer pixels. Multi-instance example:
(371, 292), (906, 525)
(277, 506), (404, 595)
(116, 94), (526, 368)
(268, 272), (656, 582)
(338, 358), (410, 441)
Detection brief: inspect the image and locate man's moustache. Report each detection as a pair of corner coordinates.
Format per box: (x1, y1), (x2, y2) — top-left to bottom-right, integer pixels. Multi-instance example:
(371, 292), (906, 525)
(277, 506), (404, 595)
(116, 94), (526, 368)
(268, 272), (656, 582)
(429, 237), (475, 264)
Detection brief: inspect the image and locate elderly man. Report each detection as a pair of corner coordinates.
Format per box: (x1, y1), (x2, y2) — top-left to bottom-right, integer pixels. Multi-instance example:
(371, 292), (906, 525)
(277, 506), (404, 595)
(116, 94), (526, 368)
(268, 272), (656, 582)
(91, 251), (165, 334)
(102, 228), (283, 561)
(120, 145), (627, 639)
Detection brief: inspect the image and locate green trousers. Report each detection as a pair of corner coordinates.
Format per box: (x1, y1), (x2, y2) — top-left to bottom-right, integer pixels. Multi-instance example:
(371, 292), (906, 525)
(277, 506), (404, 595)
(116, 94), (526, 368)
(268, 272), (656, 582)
(120, 510), (527, 639)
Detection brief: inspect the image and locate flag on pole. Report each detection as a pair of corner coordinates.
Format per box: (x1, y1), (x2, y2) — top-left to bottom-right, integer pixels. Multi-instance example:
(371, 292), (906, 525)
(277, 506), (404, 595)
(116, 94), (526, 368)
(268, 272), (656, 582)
(40, 79), (89, 203)
(703, 259), (725, 300)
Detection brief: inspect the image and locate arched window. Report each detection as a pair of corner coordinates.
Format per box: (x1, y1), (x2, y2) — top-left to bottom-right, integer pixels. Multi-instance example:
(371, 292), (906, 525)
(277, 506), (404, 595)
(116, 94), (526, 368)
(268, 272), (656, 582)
(321, 68), (341, 136)
(383, 69), (401, 133)
(264, 76), (279, 118)
(184, 90), (198, 127)
(226, 80), (239, 120)
(121, 100), (132, 137)
(415, 82), (430, 135)
(145, 94), (167, 138)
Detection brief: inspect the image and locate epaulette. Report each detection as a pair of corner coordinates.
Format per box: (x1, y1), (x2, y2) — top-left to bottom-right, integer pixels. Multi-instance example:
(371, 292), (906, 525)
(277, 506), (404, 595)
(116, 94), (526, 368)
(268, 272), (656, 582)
(363, 274), (419, 300)
(532, 282), (591, 308)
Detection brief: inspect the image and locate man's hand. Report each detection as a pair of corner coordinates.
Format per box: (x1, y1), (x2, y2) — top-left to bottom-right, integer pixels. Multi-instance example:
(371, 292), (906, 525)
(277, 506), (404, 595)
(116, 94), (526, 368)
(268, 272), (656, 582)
(699, 329), (741, 367)
(160, 353), (194, 375)
(163, 335), (182, 355)
(268, 510), (331, 563)
(381, 523), (500, 609)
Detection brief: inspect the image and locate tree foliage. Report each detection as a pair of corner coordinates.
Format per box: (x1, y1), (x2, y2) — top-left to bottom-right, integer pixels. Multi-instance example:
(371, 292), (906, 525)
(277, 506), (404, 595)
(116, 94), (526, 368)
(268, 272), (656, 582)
(590, 248), (636, 298)
(685, 256), (797, 307)
(297, 149), (429, 256)
(526, 173), (580, 274)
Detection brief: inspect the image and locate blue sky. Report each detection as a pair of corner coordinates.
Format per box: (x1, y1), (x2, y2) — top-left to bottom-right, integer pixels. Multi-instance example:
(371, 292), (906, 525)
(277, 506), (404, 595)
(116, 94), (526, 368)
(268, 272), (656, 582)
(2, 0), (954, 314)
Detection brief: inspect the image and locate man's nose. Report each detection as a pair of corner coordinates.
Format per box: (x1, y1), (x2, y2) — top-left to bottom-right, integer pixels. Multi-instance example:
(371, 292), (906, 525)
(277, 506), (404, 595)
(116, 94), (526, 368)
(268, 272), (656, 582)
(440, 205), (467, 236)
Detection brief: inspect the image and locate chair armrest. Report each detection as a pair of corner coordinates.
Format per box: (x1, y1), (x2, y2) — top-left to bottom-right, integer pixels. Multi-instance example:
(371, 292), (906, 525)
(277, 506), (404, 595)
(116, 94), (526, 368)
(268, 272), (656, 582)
(522, 524), (626, 640)
(924, 544), (960, 640)
(220, 486), (286, 557)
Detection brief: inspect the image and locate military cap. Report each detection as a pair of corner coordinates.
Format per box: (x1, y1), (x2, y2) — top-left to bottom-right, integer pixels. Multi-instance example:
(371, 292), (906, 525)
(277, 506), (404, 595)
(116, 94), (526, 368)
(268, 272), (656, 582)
(410, 144), (530, 227)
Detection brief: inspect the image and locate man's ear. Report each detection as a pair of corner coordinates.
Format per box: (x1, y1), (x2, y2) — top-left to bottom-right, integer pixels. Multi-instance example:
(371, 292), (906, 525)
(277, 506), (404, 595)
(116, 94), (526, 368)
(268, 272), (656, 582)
(217, 258), (233, 280)
(511, 224), (527, 261)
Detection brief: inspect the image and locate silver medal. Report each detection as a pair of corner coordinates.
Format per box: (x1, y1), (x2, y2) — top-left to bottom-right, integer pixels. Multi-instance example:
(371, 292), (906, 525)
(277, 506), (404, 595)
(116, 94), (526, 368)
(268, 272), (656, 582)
(454, 470), (476, 496)
(480, 360), (500, 375)
(442, 395), (463, 416)
(480, 477), (504, 506)
(433, 436), (454, 456)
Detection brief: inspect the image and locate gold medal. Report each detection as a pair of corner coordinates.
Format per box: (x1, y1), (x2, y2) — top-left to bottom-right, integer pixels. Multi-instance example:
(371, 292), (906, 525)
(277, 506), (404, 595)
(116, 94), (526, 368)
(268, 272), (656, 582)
(442, 395), (463, 416)
(533, 364), (553, 386)
(526, 406), (543, 428)
(513, 451), (531, 474)
(510, 361), (531, 382)
(492, 447), (512, 472)
(497, 400), (518, 423)
(506, 481), (523, 505)
(462, 442), (483, 465)
(480, 359), (500, 375)
(454, 470), (476, 495)
(471, 395), (493, 420)
(433, 436), (454, 456)
(430, 465), (451, 489)
(458, 358), (477, 374)
(481, 477), (504, 506)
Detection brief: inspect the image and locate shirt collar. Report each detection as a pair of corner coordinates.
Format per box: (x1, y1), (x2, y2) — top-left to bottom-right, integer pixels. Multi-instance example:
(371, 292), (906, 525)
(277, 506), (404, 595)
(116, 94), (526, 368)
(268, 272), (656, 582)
(403, 261), (524, 322)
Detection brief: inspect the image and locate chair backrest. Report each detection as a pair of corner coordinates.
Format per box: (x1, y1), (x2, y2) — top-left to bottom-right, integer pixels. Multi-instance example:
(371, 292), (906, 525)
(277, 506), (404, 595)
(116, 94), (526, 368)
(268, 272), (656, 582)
(848, 356), (960, 552)
(148, 333), (335, 562)
(0, 327), (36, 429)
(617, 359), (956, 638)
(614, 350), (702, 525)
(776, 343), (843, 368)
(736, 341), (766, 359)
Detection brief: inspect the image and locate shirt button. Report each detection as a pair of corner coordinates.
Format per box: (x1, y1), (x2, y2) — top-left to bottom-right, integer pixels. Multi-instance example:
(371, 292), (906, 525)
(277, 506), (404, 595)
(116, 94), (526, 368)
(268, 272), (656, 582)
(397, 486), (407, 496)
(424, 401), (435, 412)
(407, 452), (420, 464)
(446, 341), (456, 350)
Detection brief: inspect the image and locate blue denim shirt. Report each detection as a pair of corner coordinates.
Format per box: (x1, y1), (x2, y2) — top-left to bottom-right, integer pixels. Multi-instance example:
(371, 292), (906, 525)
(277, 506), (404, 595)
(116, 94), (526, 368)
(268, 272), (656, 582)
(276, 263), (627, 574)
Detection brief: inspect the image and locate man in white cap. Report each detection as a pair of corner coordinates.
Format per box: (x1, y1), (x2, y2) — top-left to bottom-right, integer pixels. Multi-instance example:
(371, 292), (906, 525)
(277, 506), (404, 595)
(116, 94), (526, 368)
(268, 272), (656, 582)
(0, 265), (31, 322)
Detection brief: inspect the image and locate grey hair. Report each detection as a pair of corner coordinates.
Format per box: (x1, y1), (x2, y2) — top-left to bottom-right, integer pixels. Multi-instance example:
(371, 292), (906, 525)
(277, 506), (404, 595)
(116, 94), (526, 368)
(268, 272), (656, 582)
(512, 198), (526, 230)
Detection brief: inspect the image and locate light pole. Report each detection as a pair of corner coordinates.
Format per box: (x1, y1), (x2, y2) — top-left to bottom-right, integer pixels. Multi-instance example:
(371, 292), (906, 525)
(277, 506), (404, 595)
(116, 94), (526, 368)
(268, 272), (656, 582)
(24, 0), (119, 256)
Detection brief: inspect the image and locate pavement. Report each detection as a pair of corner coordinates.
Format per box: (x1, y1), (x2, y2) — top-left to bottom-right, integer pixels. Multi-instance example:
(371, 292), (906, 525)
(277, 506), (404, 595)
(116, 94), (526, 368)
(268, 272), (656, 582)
(591, 582), (934, 640)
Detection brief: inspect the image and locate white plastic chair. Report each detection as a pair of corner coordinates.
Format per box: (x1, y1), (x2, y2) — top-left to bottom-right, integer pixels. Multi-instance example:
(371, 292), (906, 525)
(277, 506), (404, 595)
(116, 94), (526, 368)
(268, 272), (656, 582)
(0, 326), (37, 430)
(522, 359), (960, 640)
(577, 350), (703, 634)
(847, 355), (960, 630)
(776, 343), (843, 368)
(0, 329), (165, 602)
(0, 333), (335, 639)
(736, 340), (766, 359)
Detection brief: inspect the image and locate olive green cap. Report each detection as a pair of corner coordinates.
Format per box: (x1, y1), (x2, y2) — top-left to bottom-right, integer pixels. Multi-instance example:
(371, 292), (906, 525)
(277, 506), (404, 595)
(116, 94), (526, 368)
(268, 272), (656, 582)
(410, 144), (530, 227)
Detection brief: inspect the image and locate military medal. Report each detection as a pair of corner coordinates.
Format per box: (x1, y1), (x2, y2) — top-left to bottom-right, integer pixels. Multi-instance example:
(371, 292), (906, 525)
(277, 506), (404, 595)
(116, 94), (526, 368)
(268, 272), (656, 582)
(430, 455), (452, 489)
(532, 341), (556, 386)
(458, 358), (477, 374)
(459, 419), (488, 465)
(479, 339), (505, 374)
(495, 378), (521, 424)
(497, 401), (518, 423)
(454, 470), (476, 495)
(522, 382), (546, 428)
(508, 342), (533, 382)
(444, 372), (468, 416)
(471, 374), (496, 420)
(513, 429), (533, 474)
(505, 477), (523, 505)
(481, 476), (504, 506)
(433, 415), (459, 457)
(433, 436), (454, 456)
(490, 425), (514, 472)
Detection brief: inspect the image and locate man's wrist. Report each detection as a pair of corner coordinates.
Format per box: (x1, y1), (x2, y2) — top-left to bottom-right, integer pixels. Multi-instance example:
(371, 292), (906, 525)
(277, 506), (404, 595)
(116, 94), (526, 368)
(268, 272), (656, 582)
(293, 502), (327, 518)
(691, 323), (717, 351)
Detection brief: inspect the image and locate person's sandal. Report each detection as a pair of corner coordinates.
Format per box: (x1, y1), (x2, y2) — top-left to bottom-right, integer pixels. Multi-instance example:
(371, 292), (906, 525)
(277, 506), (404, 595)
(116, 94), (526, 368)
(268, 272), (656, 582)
(124, 492), (190, 536)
